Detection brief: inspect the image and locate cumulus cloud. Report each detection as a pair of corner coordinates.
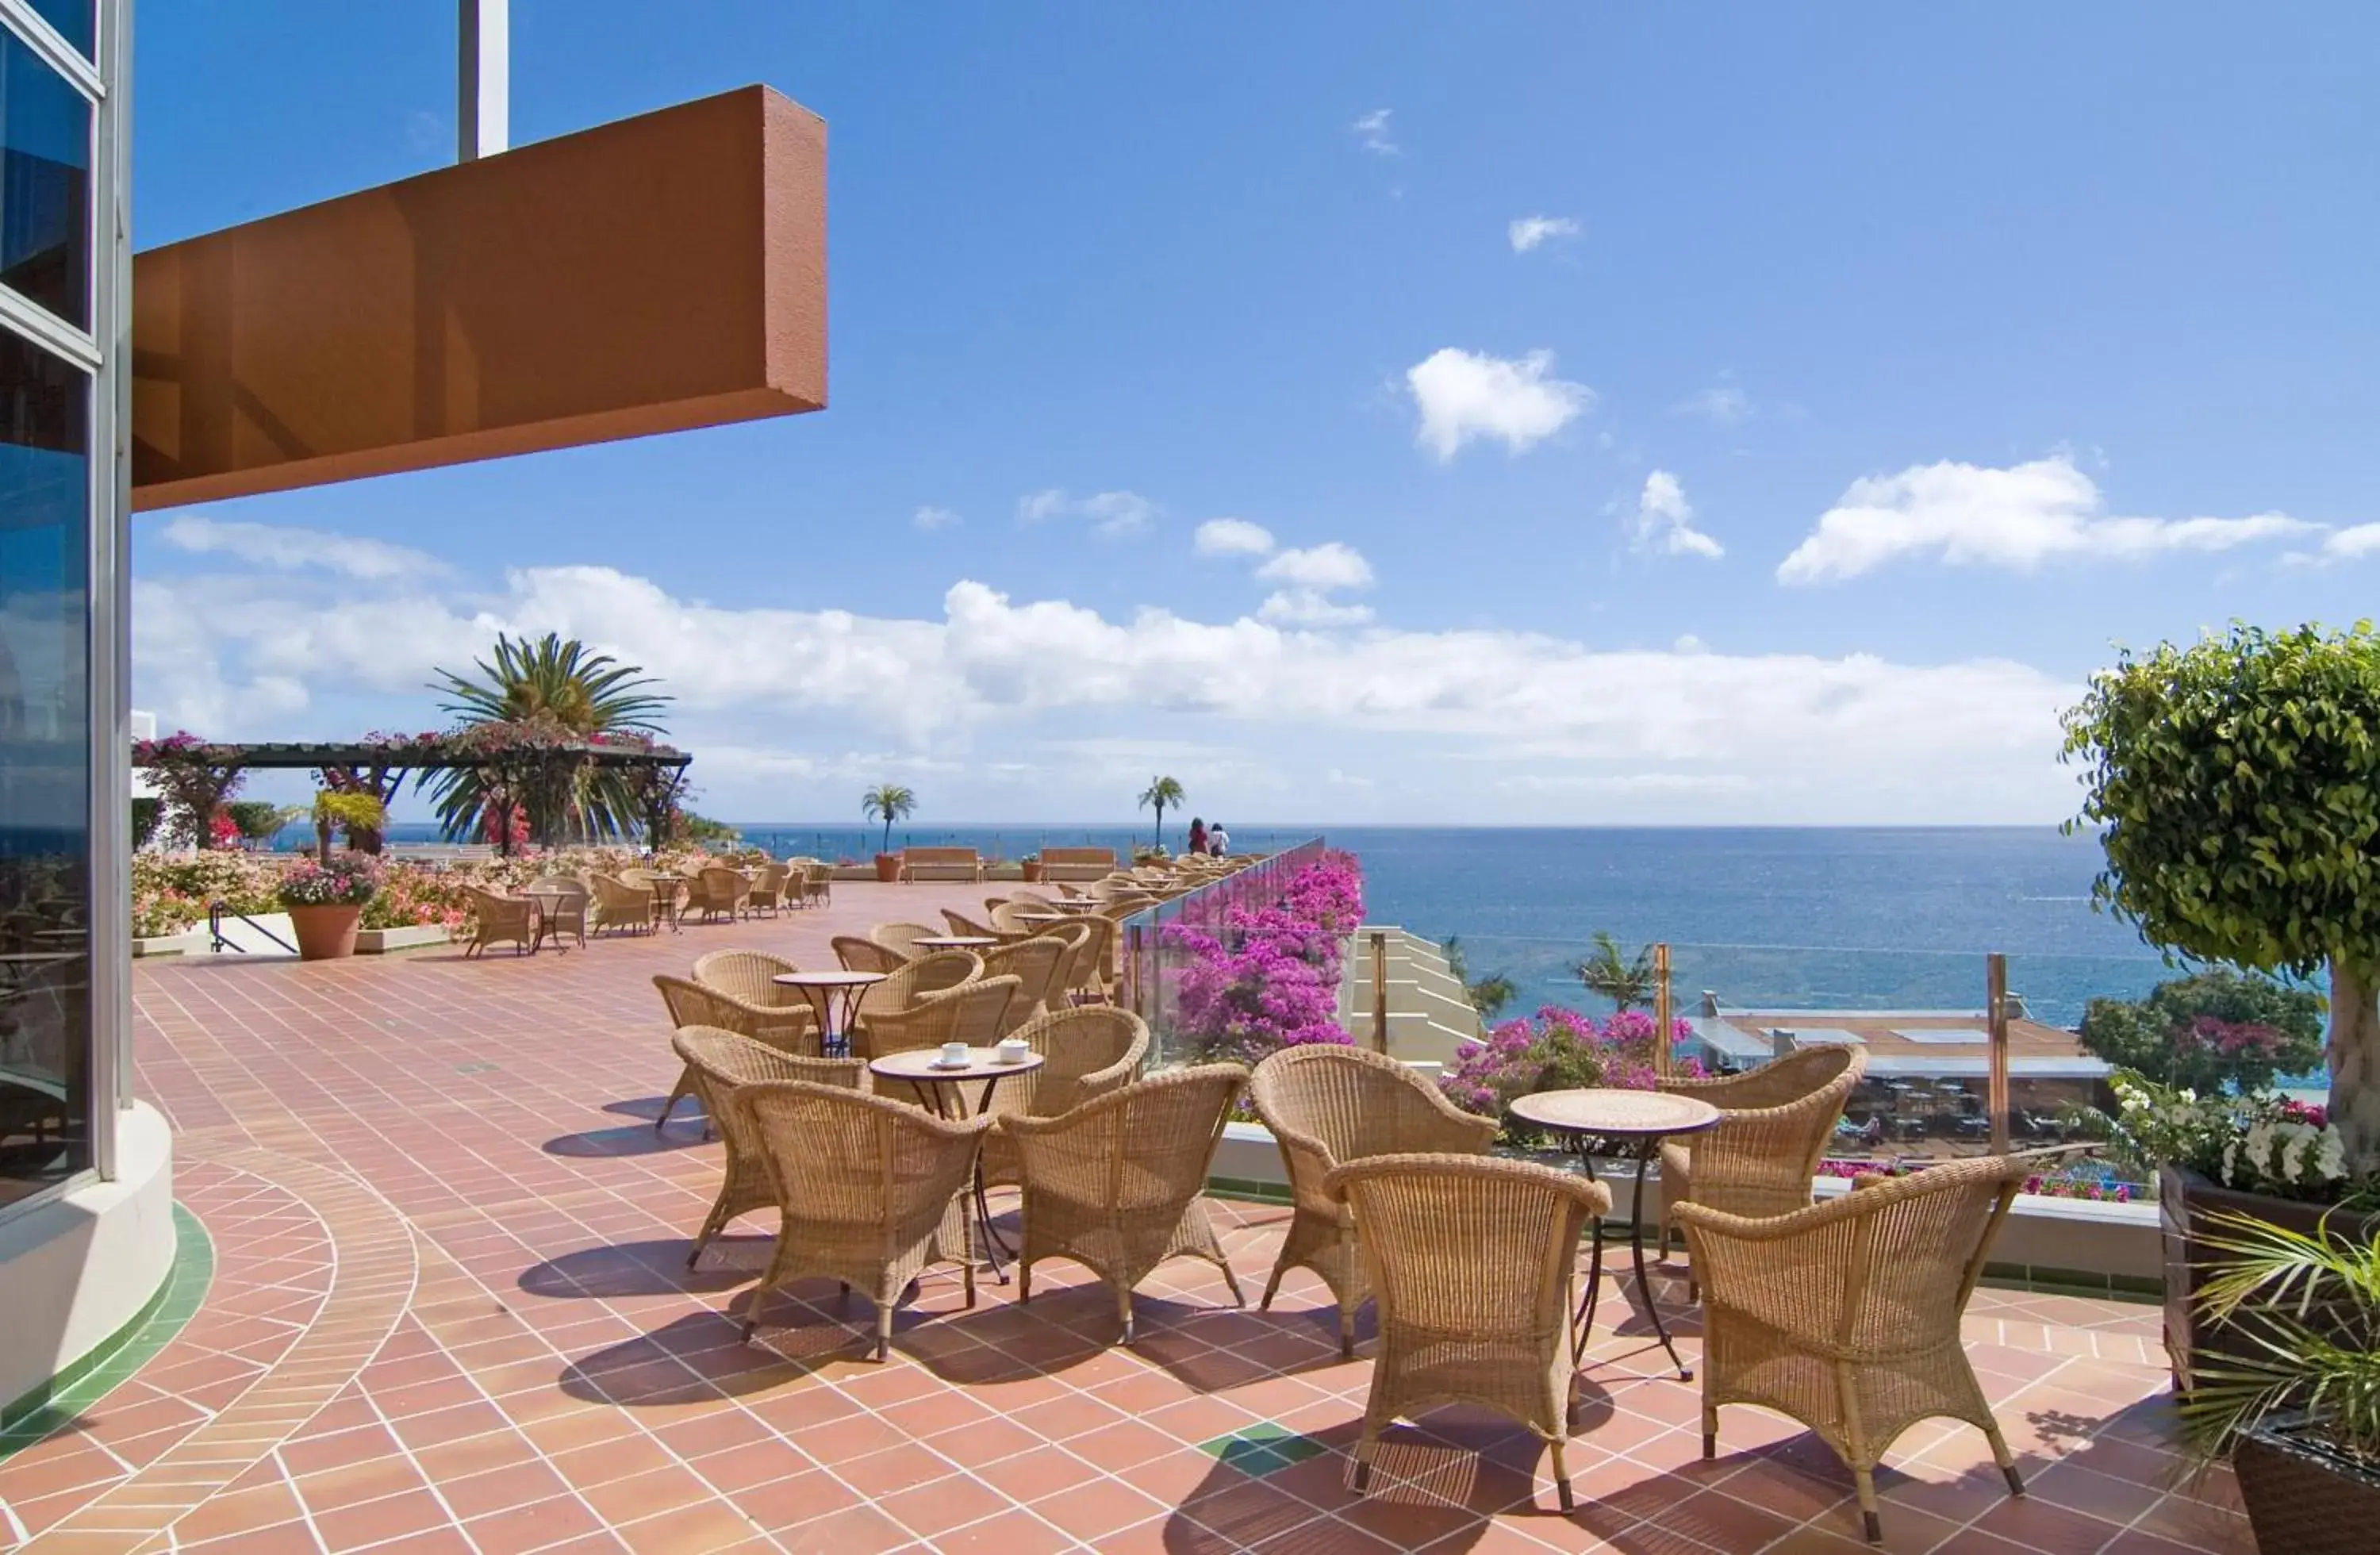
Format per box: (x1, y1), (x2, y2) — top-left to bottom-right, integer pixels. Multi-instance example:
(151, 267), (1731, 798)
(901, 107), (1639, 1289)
(1631, 471), (1725, 560)
(1017, 488), (1156, 536)
(1351, 109), (1397, 154)
(1507, 215), (1580, 252)
(157, 515), (447, 580)
(2300, 524), (2380, 564)
(1258, 589), (1375, 627)
(912, 505), (961, 531)
(1778, 455), (2317, 584)
(1194, 518), (1276, 558)
(1257, 542), (1374, 592)
(1406, 348), (1592, 463)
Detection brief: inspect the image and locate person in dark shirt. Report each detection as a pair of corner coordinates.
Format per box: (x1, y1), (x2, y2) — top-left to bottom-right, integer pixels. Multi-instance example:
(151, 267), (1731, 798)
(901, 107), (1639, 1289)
(1186, 817), (1208, 856)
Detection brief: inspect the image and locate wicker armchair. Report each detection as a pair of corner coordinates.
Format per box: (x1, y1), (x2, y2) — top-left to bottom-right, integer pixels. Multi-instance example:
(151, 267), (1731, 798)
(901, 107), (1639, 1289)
(627, 869), (686, 926)
(1249, 1045), (1500, 1356)
(940, 908), (999, 939)
(736, 1080), (990, 1361)
(979, 1006), (1149, 1191)
(460, 886), (538, 958)
(986, 901), (1044, 935)
(1659, 1046), (1868, 1290)
(672, 1028), (868, 1266)
(1325, 1154), (1610, 1511)
(831, 936), (907, 975)
(745, 863), (791, 916)
(691, 950), (805, 1008)
(654, 974), (819, 1129)
(977, 938), (1068, 1035)
(861, 977), (1019, 1070)
(689, 866), (751, 923)
(1058, 912), (1116, 1003)
(1678, 1153), (2033, 1544)
(527, 876), (590, 950)
(868, 922), (938, 960)
(588, 873), (658, 936)
(801, 861), (833, 907)
(851, 948), (982, 1032)
(1008, 1065), (1248, 1341)
(1035, 920), (1093, 1013)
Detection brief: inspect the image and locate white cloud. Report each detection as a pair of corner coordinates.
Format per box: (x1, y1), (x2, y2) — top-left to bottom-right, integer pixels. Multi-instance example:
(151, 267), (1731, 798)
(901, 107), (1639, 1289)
(1674, 382), (1752, 424)
(912, 505), (961, 531)
(1258, 589), (1376, 628)
(1507, 215), (1580, 252)
(1406, 348), (1593, 463)
(1352, 109), (1397, 154)
(1630, 470), (1725, 561)
(1778, 455), (2318, 584)
(1256, 542), (1374, 592)
(157, 515), (447, 581)
(1017, 488), (1157, 536)
(1194, 518), (1276, 558)
(2313, 524), (2380, 562)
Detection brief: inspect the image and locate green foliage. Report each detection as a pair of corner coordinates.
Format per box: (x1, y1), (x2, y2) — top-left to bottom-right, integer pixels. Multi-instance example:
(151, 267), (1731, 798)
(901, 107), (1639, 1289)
(2061, 623), (2380, 982)
(1577, 930), (1656, 1012)
(2180, 1210), (2380, 1462)
(130, 797), (160, 850)
(1138, 775), (1187, 845)
(2079, 970), (2326, 1095)
(679, 812), (741, 846)
(313, 790), (387, 835)
(134, 733), (248, 850)
(223, 801), (290, 845)
(1443, 934), (1519, 1019)
(861, 783), (917, 854)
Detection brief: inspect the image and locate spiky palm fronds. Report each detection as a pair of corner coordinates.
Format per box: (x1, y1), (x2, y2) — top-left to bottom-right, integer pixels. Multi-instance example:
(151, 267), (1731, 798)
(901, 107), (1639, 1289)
(862, 784), (917, 854)
(2179, 1208), (2380, 1460)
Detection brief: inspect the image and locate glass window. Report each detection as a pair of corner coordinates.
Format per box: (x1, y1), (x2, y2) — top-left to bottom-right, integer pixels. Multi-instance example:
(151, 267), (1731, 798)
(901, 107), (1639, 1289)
(20, 4), (91, 59)
(0, 27), (86, 328)
(0, 327), (90, 1208)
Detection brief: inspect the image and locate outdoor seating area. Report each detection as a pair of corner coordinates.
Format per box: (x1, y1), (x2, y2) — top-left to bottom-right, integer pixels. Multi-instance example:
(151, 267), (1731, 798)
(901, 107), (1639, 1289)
(0, 873), (2250, 1554)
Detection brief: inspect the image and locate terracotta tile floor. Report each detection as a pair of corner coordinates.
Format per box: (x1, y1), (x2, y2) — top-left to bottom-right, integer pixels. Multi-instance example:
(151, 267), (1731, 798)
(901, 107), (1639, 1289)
(0, 882), (2255, 1553)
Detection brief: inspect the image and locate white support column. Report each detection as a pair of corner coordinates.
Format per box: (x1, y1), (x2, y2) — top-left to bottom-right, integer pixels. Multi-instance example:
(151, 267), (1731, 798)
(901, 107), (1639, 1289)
(459, 0), (509, 162)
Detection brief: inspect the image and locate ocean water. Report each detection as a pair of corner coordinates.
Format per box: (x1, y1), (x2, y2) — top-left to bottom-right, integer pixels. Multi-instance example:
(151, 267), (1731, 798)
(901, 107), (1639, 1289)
(329, 821), (2167, 1027)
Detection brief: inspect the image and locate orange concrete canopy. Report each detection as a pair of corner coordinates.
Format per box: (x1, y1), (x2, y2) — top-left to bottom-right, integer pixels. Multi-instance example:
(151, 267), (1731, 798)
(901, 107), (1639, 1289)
(132, 85), (825, 509)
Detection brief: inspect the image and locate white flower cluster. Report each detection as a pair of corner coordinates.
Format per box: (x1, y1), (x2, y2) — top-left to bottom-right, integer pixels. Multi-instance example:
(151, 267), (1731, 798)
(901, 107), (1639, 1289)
(2223, 1116), (2350, 1188)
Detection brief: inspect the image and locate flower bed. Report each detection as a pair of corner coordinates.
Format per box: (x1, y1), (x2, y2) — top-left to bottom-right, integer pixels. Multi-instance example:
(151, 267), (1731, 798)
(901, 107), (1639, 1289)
(1440, 1007), (1703, 1146)
(1163, 851), (1363, 1067)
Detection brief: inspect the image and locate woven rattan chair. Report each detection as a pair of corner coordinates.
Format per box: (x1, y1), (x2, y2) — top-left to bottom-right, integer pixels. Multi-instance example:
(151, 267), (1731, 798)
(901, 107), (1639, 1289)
(460, 886), (537, 958)
(986, 901), (1044, 936)
(1034, 920), (1093, 1013)
(868, 922), (938, 960)
(628, 868), (687, 927)
(745, 863), (790, 916)
(1660, 1046), (1868, 1293)
(1059, 912), (1116, 1003)
(800, 862), (833, 907)
(736, 1080), (990, 1360)
(672, 1028), (869, 1267)
(691, 950), (807, 1009)
(941, 908), (999, 939)
(831, 936), (907, 975)
(979, 1006), (1149, 1191)
(1325, 1154), (1610, 1511)
(589, 872), (658, 936)
(861, 977), (1019, 1073)
(977, 938), (1068, 1035)
(1678, 1153), (2033, 1544)
(851, 948), (983, 1033)
(688, 866), (751, 923)
(1250, 1044), (1500, 1356)
(654, 974), (819, 1129)
(1008, 1065), (1248, 1341)
(527, 876), (590, 949)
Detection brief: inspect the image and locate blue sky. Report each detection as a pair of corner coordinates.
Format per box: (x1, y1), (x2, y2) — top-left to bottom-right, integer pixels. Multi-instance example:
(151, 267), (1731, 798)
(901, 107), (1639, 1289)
(129, 3), (2380, 826)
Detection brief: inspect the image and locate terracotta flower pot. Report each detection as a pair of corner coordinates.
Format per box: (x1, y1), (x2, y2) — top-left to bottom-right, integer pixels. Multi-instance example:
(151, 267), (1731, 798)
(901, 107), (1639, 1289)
(286, 903), (363, 961)
(874, 853), (900, 883)
(1021, 860), (1043, 883)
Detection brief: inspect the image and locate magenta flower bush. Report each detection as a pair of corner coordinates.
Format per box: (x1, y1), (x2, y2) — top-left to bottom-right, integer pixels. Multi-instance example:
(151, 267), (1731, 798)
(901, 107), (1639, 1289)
(1439, 1005), (1703, 1145)
(1165, 851), (1363, 1067)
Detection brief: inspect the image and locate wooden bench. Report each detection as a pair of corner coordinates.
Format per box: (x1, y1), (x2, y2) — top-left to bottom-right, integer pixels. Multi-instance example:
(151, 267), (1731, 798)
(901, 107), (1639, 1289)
(1038, 847), (1119, 882)
(899, 846), (985, 883)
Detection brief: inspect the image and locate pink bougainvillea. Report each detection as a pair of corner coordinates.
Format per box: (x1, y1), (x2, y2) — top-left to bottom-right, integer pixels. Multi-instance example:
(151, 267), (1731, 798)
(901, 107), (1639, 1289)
(1165, 852), (1363, 1067)
(1438, 1005), (1703, 1143)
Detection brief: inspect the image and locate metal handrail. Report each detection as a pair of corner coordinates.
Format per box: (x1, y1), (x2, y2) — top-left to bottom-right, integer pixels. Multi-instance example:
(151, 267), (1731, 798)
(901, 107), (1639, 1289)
(208, 900), (296, 955)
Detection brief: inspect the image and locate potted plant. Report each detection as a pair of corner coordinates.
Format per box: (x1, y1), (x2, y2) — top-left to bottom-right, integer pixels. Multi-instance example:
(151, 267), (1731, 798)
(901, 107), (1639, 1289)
(2063, 624), (2380, 1378)
(861, 783), (916, 882)
(1020, 853), (1042, 883)
(312, 790), (387, 863)
(2181, 1210), (2380, 1552)
(278, 854), (382, 961)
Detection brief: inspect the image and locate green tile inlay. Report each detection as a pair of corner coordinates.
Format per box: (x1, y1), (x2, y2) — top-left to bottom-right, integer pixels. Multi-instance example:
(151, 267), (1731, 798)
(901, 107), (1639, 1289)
(1196, 1421), (1329, 1478)
(0, 1200), (215, 1461)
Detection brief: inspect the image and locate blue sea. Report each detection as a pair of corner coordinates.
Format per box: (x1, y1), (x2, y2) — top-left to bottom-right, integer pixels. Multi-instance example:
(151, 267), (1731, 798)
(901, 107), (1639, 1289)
(331, 822), (2170, 1027)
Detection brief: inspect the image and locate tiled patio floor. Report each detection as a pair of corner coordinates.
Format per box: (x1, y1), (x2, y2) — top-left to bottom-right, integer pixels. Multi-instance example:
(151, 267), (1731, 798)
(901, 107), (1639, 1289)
(1, 882), (2255, 1553)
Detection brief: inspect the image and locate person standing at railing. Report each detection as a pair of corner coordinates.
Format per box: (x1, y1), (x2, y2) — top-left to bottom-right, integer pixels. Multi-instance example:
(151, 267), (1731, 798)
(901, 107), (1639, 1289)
(1208, 820), (1230, 857)
(1187, 817), (1208, 856)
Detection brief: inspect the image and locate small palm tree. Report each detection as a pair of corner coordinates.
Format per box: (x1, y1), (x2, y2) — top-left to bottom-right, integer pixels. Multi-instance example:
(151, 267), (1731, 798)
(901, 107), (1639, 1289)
(862, 784), (917, 854)
(1578, 931), (1656, 1013)
(1138, 776), (1186, 850)
(1444, 935), (1520, 1020)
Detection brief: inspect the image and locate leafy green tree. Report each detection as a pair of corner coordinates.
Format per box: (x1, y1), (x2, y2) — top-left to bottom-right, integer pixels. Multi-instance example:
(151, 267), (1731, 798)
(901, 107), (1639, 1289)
(224, 801), (291, 849)
(1577, 931), (1656, 1013)
(1138, 776), (1185, 850)
(1443, 934), (1520, 1019)
(2063, 622), (2380, 1171)
(424, 633), (670, 847)
(862, 784), (917, 854)
(2077, 971), (2325, 1096)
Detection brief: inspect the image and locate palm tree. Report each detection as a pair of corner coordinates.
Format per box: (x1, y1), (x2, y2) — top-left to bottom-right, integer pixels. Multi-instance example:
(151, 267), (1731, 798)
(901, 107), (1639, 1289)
(862, 784), (917, 854)
(1577, 931), (1656, 1013)
(1443, 935), (1520, 1020)
(1138, 776), (1185, 851)
(423, 632), (670, 848)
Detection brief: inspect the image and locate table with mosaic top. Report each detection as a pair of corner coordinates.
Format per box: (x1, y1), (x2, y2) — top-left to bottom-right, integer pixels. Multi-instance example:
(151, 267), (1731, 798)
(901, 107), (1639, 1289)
(1508, 1086), (1719, 1380)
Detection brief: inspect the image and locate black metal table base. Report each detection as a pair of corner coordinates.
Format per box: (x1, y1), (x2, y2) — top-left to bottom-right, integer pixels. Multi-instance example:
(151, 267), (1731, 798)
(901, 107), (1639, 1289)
(1566, 1135), (1694, 1381)
(916, 1075), (1015, 1284)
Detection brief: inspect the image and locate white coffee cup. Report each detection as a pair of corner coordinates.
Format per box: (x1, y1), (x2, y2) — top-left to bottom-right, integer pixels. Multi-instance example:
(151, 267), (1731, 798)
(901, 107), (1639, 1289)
(940, 1041), (969, 1065)
(997, 1038), (1031, 1064)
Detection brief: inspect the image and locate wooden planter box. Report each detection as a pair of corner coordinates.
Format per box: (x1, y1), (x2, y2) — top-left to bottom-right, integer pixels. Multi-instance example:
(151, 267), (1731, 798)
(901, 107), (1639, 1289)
(2234, 1418), (2380, 1555)
(2159, 1165), (2380, 1388)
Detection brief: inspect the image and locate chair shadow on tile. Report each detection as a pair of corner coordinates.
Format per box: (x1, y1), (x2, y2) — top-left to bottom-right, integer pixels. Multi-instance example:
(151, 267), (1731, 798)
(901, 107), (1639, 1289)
(519, 1239), (750, 1299)
(543, 1116), (712, 1157)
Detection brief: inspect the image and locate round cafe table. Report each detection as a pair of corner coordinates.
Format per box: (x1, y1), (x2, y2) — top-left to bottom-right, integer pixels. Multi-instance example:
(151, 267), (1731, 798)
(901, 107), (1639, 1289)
(868, 1046), (1045, 1280)
(771, 969), (885, 1058)
(912, 935), (996, 952)
(1508, 1087), (1719, 1380)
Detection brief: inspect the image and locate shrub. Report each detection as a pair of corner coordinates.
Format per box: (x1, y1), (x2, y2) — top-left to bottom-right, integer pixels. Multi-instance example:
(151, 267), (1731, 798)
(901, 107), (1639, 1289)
(2099, 1069), (2360, 1201)
(1165, 854), (1364, 1067)
(277, 856), (383, 908)
(1438, 1006), (1702, 1146)
(2077, 969), (2324, 1096)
